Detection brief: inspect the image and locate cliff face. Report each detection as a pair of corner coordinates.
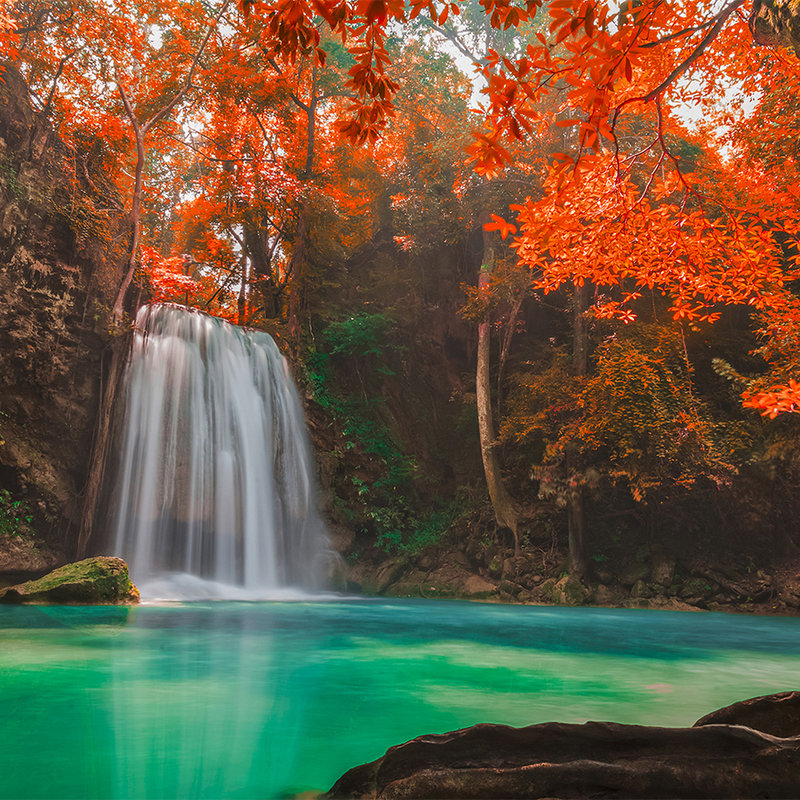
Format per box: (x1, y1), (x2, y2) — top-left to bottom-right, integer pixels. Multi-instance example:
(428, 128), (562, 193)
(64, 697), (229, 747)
(0, 65), (127, 574)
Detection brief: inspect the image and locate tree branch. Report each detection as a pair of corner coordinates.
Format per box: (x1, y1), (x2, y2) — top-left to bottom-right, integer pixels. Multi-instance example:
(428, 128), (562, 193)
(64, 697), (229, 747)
(643, 0), (747, 103)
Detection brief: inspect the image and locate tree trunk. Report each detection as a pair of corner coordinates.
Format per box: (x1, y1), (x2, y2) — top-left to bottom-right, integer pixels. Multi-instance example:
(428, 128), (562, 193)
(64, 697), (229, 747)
(111, 121), (144, 326)
(476, 226), (519, 556)
(237, 257), (249, 326)
(287, 202), (308, 343)
(567, 283), (590, 578)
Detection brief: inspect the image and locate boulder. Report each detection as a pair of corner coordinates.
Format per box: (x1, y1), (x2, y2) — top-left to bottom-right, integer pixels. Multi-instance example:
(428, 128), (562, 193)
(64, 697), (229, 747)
(650, 553), (676, 587)
(540, 575), (589, 606)
(694, 691), (800, 738)
(0, 556), (139, 604)
(463, 574), (497, 597)
(326, 693), (800, 799)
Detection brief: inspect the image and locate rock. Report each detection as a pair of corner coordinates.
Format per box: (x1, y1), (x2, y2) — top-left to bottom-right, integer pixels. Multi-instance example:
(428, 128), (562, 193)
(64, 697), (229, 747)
(630, 578), (653, 599)
(594, 568), (614, 584)
(694, 691), (800, 738)
(0, 556), (139, 604)
(463, 574), (497, 597)
(779, 585), (800, 609)
(592, 583), (618, 605)
(374, 559), (405, 594)
(619, 561), (650, 587)
(327, 710), (800, 799)
(540, 575), (589, 606)
(679, 576), (710, 599)
(650, 553), (676, 587)
(497, 580), (522, 597)
(0, 534), (64, 576)
(451, 551), (471, 570)
(487, 554), (503, 578)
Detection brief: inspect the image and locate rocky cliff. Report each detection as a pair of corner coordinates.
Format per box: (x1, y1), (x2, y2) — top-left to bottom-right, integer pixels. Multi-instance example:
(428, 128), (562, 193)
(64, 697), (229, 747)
(0, 64), (127, 576)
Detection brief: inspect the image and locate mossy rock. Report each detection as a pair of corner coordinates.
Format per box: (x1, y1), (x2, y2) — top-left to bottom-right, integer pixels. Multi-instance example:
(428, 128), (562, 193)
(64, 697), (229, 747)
(0, 556), (139, 605)
(540, 575), (589, 606)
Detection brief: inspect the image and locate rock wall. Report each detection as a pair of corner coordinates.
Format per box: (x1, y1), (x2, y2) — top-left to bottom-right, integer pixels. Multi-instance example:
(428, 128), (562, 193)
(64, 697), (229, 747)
(0, 64), (128, 573)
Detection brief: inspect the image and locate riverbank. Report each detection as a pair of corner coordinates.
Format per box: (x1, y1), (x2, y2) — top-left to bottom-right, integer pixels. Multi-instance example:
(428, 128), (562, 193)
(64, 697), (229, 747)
(342, 534), (800, 615)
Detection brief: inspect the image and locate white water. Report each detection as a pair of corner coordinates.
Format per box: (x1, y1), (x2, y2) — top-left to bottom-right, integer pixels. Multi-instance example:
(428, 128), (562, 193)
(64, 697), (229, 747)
(110, 304), (329, 599)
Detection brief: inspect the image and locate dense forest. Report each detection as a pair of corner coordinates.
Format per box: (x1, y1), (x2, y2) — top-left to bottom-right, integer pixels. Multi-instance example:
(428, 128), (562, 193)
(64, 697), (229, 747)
(2, 0), (800, 611)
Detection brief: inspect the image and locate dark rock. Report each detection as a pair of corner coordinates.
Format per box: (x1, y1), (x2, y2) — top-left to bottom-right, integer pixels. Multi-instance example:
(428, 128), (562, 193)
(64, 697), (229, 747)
(326, 713), (800, 799)
(497, 580), (522, 597)
(694, 691), (800, 738)
(619, 561), (649, 587)
(0, 556), (139, 604)
(374, 559), (405, 594)
(679, 577), (710, 599)
(592, 583), (618, 605)
(630, 579), (652, 599)
(540, 575), (589, 606)
(781, 587), (800, 608)
(650, 553), (676, 587)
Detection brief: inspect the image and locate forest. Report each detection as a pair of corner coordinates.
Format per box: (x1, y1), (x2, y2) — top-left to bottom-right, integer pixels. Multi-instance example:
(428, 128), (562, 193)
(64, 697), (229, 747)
(3, 0), (800, 610)
(3, 0), (800, 797)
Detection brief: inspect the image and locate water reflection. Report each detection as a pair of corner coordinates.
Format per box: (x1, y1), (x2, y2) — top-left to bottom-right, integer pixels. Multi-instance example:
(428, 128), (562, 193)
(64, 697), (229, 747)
(108, 607), (321, 798)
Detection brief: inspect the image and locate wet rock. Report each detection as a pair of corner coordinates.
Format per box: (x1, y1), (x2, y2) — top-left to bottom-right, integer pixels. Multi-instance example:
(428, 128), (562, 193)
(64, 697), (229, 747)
(327, 703), (800, 799)
(0, 556), (139, 604)
(694, 691), (800, 738)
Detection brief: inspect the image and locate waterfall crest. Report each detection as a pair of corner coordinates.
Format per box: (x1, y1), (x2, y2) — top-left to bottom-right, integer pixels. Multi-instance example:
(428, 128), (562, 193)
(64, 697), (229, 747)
(110, 304), (328, 598)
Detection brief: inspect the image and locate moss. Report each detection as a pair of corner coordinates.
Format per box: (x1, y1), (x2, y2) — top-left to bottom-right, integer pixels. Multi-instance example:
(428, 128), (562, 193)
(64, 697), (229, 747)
(0, 556), (139, 604)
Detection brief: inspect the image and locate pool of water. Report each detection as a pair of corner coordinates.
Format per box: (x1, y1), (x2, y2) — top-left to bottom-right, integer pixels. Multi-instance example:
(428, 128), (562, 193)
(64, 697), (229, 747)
(1, 599), (799, 798)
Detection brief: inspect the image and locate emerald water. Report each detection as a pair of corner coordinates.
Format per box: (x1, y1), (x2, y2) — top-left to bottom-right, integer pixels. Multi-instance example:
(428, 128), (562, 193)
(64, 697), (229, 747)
(1, 600), (799, 799)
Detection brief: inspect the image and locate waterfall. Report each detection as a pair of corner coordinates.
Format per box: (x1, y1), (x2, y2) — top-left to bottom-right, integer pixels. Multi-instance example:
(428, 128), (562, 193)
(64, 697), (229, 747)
(110, 304), (328, 598)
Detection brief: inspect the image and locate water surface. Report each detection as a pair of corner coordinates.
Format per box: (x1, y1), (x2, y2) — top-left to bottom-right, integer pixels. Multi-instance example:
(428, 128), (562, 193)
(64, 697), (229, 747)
(1, 600), (799, 798)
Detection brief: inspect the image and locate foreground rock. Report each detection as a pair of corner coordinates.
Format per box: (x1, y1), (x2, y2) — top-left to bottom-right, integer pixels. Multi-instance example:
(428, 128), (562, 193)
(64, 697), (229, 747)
(694, 690), (800, 738)
(327, 693), (800, 799)
(0, 556), (139, 604)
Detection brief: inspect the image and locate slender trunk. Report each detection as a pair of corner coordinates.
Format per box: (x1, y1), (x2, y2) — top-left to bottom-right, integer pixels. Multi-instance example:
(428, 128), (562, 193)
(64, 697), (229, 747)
(567, 283), (590, 577)
(477, 225), (519, 557)
(304, 95), (317, 178)
(112, 122), (144, 326)
(237, 257), (249, 326)
(287, 202), (308, 343)
(496, 291), (525, 416)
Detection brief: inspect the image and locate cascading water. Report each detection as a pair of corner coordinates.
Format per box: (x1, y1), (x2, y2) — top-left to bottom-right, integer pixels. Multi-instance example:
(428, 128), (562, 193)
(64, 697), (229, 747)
(109, 303), (328, 599)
